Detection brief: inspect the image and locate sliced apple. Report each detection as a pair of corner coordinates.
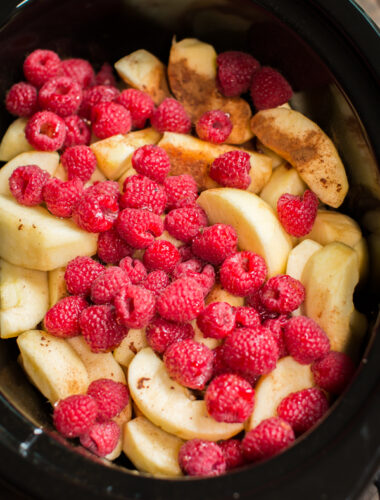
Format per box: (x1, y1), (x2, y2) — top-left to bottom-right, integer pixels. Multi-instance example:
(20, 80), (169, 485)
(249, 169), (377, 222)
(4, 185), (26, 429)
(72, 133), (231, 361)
(286, 239), (323, 282)
(0, 118), (33, 162)
(105, 434), (123, 462)
(48, 267), (68, 307)
(256, 139), (285, 169)
(113, 328), (148, 368)
(259, 164), (306, 211)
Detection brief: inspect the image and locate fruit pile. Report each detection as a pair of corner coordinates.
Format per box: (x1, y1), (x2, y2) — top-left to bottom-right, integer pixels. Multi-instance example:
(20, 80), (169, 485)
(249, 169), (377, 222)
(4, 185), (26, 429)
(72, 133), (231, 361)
(0, 39), (368, 477)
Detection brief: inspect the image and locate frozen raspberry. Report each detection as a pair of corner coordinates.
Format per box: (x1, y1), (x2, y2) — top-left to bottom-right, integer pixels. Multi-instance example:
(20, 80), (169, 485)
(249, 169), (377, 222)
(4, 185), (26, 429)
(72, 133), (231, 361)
(206, 374), (255, 423)
(23, 49), (61, 87)
(119, 256), (147, 284)
(157, 277), (204, 322)
(143, 240), (181, 274)
(277, 388), (329, 435)
(246, 289), (279, 323)
(242, 417), (295, 462)
(72, 190), (119, 233)
(90, 266), (131, 304)
(63, 115), (91, 149)
(43, 177), (83, 217)
(132, 145), (170, 184)
(250, 66), (293, 110)
(311, 351), (355, 394)
(165, 206), (208, 243)
(141, 270), (170, 296)
(163, 174), (198, 210)
(80, 421), (120, 457)
(210, 150), (251, 189)
(65, 256), (104, 296)
(235, 306), (261, 328)
(44, 295), (88, 338)
(151, 98), (191, 134)
(179, 439), (226, 477)
(117, 88), (154, 129)
(97, 227), (132, 264)
(217, 51), (260, 97)
(212, 345), (260, 387)
(87, 378), (129, 420)
(9, 164), (50, 206)
(164, 339), (213, 389)
(86, 180), (120, 200)
(260, 274), (305, 314)
(146, 318), (194, 354)
(195, 110), (232, 143)
(53, 394), (98, 438)
(121, 175), (166, 215)
(192, 223), (238, 265)
(220, 251), (267, 297)
(114, 284), (156, 329)
(38, 76), (82, 117)
(5, 82), (38, 117)
(59, 58), (95, 88)
(95, 62), (117, 87)
(25, 111), (66, 151)
(196, 302), (236, 339)
(116, 208), (163, 248)
(79, 85), (119, 119)
(91, 101), (132, 139)
(284, 316), (330, 365)
(80, 304), (128, 352)
(61, 145), (97, 182)
(263, 316), (289, 358)
(218, 439), (245, 470)
(277, 190), (319, 237)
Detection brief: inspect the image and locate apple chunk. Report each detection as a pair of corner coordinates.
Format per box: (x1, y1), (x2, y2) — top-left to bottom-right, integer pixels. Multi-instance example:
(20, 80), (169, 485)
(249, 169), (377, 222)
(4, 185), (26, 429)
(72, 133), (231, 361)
(0, 118), (33, 162)
(260, 164), (306, 211)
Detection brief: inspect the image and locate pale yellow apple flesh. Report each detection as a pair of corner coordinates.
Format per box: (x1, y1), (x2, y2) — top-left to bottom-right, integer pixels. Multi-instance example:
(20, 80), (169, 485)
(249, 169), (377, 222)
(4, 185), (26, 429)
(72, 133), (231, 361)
(113, 328), (148, 368)
(48, 267), (68, 307)
(0, 118), (33, 162)
(260, 164), (306, 211)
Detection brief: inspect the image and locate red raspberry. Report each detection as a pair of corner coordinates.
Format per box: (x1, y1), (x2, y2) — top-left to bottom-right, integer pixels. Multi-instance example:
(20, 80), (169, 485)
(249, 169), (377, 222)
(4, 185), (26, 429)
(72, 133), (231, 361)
(212, 345), (260, 387)
(91, 101), (132, 139)
(235, 306), (261, 328)
(121, 175), (166, 215)
(210, 150), (251, 189)
(25, 111), (66, 151)
(97, 227), (133, 264)
(5, 82), (38, 117)
(38, 76), (82, 117)
(217, 51), (260, 97)
(116, 208), (163, 248)
(284, 316), (330, 365)
(178, 439), (226, 477)
(311, 351), (355, 394)
(44, 295), (88, 338)
(163, 174), (198, 210)
(185, 264), (215, 297)
(80, 421), (120, 457)
(117, 88), (154, 129)
(9, 164), (50, 206)
(141, 270), (170, 296)
(59, 58), (95, 88)
(90, 266), (131, 304)
(263, 316), (289, 358)
(23, 49), (61, 87)
(164, 339), (213, 390)
(143, 240), (181, 273)
(242, 417), (295, 462)
(95, 62), (117, 87)
(260, 274), (305, 314)
(80, 304), (128, 352)
(53, 394), (98, 438)
(79, 84), (119, 120)
(178, 244), (195, 262)
(72, 190), (119, 233)
(146, 318), (194, 354)
(172, 258), (202, 278)
(157, 277), (204, 322)
(277, 387), (329, 435)
(43, 177), (83, 217)
(250, 66), (293, 110)
(119, 256), (147, 285)
(131, 144), (170, 184)
(63, 115), (91, 149)
(165, 206), (208, 243)
(64, 256), (104, 296)
(196, 302), (236, 339)
(192, 223), (238, 265)
(218, 439), (245, 470)
(61, 145), (97, 182)
(245, 289), (279, 323)
(151, 98), (191, 134)
(114, 285), (156, 329)
(87, 378), (129, 420)
(195, 110), (232, 143)
(220, 251), (267, 297)
(277, 190), (319, 237)
(86, 180), (120, 200)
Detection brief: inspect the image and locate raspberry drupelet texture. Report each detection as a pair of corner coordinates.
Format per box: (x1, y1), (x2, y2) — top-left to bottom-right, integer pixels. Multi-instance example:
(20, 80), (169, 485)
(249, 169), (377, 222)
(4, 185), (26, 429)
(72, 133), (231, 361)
(53, 394), (98, 438)
(192, 223), (238, 265)
(23, 49), (61, 87)
(184, 264), (216, 297)
(146, 317), (194, 354)
(165, 206), (208, 243)
(119, 256), (147, 285)
(5, 82), (38, 117)
(42, 177), (83, 217)
(263, 316), (289, 358)
(195, 110), (233, 143)
(61, 145), (97, 182)
(311, 351), (355, 394)
(218, 439), (245, 470)
(91, 101), (132, 139)
(44, 295), (88, 338)
(196, 302), (236, 339)
(178, 245), (196, 262)
(97, 227), (133, 264)
(277, 189), (319, 237)
(141, 270), (170, 296)
(246, 289), (279, 323)
(116, 208), (164, 248)
(209, 150), (251, 190)
(86, 180), (120, 200)
(59, 58), (95, 88)
(117, 88), (155, 129)
(220, 251), (267, 297)
(63, 115), (91, 149)
(212, 345), (260, 387)
(86, 378), (129, 420)
(72, 190), (119, 233)
(163, 339), (214, 390)
(38, 76), (82, 117)
(217, 51), (260, 97)
(250, 66), (293, 110)
(95, 62), (117, 87)
(172, 258), (203, 279)
(131, 145), (171, 184)
(90, 266), (131, 305)
(143, 240), (181, 273)
(64, 256), (104, 296)
(25, 111), (66, 151)
(178, 439), (226, 477)
(163, 174), (198, 210)
(284, 316), (330, 365)
(260, 274), (305, 314)
(114, 284), (156, 329)
(156, 277), (204, 322)
(235, 306), (261, 328)
(151, 98), (191, 134)
(9, 164), (50, 206)
(79, 84), (119, 120)
(121, 175), (167, 215)
(80, 421), (120, 457)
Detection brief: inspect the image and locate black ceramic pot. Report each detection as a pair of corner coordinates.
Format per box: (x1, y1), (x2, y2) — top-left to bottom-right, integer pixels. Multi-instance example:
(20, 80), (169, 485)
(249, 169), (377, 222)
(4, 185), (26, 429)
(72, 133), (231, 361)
(0, 1), (379, 499)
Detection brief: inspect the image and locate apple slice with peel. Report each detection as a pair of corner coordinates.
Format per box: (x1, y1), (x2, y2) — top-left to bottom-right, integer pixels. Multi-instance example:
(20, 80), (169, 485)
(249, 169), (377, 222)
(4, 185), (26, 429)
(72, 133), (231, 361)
(113, 328), (148, 368)
(257, 139), (285, 169)
(260, 164), (306, 211)
(251, 108), (349, 208)
(123, 416), (184, 476)
(197, 188), (292, 277)
(128, 347), (243, 440)
(0, 118), (33, 162)
(48, 267), (68, 307)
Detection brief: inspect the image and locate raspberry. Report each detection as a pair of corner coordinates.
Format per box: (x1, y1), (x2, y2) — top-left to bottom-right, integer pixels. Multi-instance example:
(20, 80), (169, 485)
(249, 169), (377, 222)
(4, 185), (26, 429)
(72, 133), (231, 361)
(131, 145), (170, 184)
(284, 316), (330, 364)
(63, 115), (91, 149)
(43, 177), (83, 217)
(245, 289), (279, 323)
(23, 49), (61, 87)
(163, 174), (198, 210)
(218, 439), (245, 470)
(72, 190), (119, 233)
(141, 270), (170, 296)
(260, 274), (305, 314)
(116, 208), (163, 248)
(90, 266), (131, 304)
(250, 66), (293, 110)
(64, 256), (104, 296)
(164, 339), (213, 390)
(44, 295), (88, 338)
(121, 175), (166, 215)
(195, 110), (232, 143)
(192, 223), (238, 265)
(242, 417), (295, 462)
(212, 345), (260, 387)
(217, 51), (260, 97)
(114, 285), (156, 329)
(53, 394), (98, 438)
(146, 318), (194, 354)
(5, 82), (38, 117)
(61, 145), (97, 182)
(97, 227), (133, 264)
(157, 277), (204, 322)
(172, 258), (202, 278)
(311, 351), (355, 394)
(79, 85), (119, 120)
(263, 316), (289, 358)
(209, 150), (251, 189)
(59, 58), (95, 88)
(95, 62), (117, 87)
(80, 420), (120, 457)
(185, 264), (216, 297)
(91, 101), (132, 139)
(196, 302), (236, 339)
(220, 251), (267, 297)
(80, 304), (128, 352)
(25, 111), (66, 151)
(277, 190), (319, 237)
(87, 378), (129, 420)
(178, 439), (226, 477)
(235, 306), (261, 328)
(38, 76), (82, 117)
(86, 180), (120, 200)
(117, 89), (154, 129)
(143, 240), (181, 273)
(151, 98), (191, 134)
(119, 256), (147, 284)
(178, 245), (195, 262)
(277, 388), (329, 435)
(9, 164), (50, 206)
(165, 206), (208, 243)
